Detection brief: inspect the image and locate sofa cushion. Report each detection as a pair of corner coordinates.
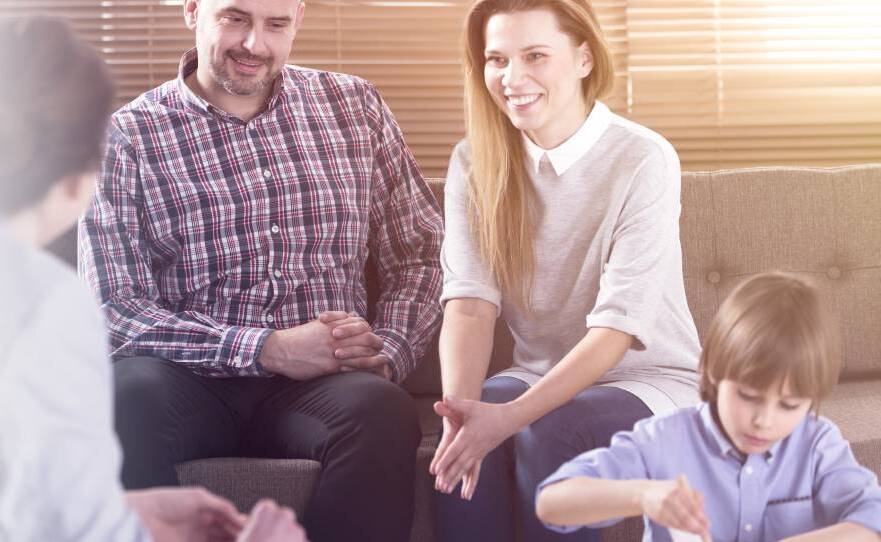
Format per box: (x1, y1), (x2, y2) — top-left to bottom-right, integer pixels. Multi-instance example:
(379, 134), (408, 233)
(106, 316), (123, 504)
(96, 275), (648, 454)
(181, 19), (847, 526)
(680, 165), (881, 378)
(175, 457), (320, 514)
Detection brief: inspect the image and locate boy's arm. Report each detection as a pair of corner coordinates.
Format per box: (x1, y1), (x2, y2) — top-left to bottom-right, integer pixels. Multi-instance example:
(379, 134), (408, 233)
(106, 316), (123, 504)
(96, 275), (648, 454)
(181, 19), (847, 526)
(537, 476), (710, 537)
(780, 522), (881, 542)
(534, 418), (710, 538)
(537, 477), (648, 526)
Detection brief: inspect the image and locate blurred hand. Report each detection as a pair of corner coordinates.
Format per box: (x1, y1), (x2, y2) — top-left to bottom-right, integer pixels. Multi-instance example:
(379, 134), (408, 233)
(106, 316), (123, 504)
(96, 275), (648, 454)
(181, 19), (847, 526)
(126, 487), (246, 542)
(237, 499), (308, 542)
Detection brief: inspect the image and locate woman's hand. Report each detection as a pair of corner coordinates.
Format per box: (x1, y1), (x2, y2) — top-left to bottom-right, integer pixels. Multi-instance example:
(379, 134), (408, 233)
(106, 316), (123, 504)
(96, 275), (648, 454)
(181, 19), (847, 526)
(429, 395), (521, 499)
(640, 476), (711, 541)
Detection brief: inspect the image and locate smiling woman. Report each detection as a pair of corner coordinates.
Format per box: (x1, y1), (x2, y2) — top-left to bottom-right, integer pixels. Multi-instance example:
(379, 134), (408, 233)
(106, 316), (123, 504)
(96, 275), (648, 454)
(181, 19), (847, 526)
(430, 0), (703, 541)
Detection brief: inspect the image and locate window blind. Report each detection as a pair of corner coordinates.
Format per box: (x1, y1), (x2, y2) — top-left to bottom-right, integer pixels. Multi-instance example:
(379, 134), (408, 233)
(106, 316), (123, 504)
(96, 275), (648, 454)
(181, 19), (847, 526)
(626, 0), (881, 169)
(1, 0), (878, 174)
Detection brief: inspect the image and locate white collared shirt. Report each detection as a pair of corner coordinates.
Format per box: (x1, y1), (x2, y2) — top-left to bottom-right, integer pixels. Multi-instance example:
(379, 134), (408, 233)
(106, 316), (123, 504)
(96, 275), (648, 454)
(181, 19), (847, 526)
(522, 101), (613, 177)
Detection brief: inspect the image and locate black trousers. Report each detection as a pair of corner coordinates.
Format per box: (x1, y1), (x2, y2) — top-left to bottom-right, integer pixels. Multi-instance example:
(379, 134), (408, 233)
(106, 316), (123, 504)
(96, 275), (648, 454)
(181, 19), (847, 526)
(114, 357), (421, 542)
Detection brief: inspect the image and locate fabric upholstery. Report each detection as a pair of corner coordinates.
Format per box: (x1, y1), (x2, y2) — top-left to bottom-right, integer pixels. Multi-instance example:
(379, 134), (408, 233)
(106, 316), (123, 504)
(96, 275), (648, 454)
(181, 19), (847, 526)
(679, 166), (881, 377)
(175, 457), (320, 515)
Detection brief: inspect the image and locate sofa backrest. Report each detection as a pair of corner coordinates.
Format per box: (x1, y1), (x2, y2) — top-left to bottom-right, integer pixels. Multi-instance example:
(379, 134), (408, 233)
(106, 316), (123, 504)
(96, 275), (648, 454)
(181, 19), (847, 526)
(402, 164), (881, 394)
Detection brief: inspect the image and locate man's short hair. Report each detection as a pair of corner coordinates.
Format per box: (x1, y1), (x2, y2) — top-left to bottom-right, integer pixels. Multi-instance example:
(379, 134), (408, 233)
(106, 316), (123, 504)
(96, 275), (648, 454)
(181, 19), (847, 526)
(0, 16), (113, 215)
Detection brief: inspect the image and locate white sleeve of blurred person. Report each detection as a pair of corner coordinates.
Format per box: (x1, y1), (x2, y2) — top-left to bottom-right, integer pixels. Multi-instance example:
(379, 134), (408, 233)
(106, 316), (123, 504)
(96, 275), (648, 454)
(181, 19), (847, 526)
(0, 224), (309, 542)
(0, 176), (309, 542)
(0, 224), (150, 540)
(0, 15), (307, 542)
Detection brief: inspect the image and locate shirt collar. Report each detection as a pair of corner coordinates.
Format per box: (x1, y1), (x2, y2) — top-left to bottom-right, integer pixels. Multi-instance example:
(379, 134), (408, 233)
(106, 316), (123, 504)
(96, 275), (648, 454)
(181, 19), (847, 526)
(522, 100), (611, 177)
(698, 402), (780, 463)
(175, 48), (286, 120)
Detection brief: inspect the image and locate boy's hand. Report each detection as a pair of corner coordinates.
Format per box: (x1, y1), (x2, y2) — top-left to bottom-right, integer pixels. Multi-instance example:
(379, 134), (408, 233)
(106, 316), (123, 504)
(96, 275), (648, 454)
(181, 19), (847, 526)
(640, 475), (711, 540)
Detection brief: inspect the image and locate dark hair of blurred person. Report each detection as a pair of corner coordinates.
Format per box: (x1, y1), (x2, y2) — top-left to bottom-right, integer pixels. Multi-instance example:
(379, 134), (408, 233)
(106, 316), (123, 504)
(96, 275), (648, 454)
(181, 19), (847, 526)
(0, 16), (112, 219)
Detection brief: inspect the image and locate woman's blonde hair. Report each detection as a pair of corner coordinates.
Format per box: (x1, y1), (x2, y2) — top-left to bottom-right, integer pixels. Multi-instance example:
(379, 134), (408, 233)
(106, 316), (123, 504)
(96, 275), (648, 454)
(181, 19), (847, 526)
(699, 272), (841, 413)
(462, 0), (613, 309)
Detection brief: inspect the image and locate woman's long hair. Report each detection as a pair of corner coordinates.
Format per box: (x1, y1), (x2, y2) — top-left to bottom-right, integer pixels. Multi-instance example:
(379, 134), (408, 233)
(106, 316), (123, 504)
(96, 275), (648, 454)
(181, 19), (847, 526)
(462, 0), (613, 309)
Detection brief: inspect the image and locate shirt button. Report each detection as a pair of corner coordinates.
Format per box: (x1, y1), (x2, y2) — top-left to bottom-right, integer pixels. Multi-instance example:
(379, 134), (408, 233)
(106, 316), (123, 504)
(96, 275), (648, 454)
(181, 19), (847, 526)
(233, 355), (242, 365)
(745, 466), (754, 475)
(745, 524), (753, 532)
(270, 224), (280, 234)
(273, 269), (282, 279)
(266, 314), (275, 323)
(263, 169), (272, 179)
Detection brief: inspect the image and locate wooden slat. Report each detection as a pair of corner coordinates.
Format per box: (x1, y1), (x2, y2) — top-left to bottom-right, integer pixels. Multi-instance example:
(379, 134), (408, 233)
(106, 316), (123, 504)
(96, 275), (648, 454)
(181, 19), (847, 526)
(1, 0), (878, 174)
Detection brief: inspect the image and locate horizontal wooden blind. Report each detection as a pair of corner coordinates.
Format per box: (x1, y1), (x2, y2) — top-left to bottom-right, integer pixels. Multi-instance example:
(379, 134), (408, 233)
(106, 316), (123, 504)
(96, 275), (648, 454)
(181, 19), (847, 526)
(0, 0), (626, 176)
(626, 0), (881, 169)
(1, 1), (878, 173)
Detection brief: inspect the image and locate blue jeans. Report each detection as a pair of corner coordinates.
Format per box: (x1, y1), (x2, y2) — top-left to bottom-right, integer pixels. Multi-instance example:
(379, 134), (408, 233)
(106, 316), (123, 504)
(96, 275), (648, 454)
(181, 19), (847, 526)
(433, 376), (652, 542)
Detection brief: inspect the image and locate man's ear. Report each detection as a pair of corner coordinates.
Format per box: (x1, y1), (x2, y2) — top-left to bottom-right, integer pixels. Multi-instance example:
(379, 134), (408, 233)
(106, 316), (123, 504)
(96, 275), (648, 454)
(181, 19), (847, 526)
(293, 1), (307, 34)
(577, 41), (593, 79)
(183, 0), (200, 30)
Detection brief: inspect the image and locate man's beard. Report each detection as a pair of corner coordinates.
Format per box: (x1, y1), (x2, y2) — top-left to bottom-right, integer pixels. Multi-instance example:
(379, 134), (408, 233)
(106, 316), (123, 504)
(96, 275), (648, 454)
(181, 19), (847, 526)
(211, 50), (276, 97)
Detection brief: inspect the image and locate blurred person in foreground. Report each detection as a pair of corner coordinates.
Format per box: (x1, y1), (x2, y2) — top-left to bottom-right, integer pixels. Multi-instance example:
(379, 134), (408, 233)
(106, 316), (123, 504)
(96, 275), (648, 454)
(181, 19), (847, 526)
(0, 15), (307, 542)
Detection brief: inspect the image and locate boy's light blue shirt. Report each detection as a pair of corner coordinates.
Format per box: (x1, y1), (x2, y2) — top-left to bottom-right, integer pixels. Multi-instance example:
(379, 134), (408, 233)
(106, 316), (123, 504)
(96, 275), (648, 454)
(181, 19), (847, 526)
(539, 403), (881, 541)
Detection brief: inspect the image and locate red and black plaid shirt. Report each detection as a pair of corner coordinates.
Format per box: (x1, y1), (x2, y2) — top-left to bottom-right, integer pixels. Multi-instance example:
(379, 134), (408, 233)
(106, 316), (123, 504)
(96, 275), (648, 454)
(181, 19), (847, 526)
(79, 49), (443, 382)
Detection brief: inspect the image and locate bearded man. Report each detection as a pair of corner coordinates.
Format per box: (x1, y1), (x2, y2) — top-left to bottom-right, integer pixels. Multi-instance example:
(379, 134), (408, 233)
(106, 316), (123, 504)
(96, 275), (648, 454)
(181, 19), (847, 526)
(78, 1), (443, 540)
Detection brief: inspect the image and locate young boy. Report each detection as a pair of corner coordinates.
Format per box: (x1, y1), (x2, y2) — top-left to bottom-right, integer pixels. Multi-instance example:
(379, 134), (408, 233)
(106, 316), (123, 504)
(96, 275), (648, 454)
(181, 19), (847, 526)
(535, 272), (881, 541)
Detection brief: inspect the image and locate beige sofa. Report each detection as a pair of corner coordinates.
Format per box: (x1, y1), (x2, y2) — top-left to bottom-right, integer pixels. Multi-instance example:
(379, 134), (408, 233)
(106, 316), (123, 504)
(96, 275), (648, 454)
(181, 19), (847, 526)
(173, 164), (881, 541)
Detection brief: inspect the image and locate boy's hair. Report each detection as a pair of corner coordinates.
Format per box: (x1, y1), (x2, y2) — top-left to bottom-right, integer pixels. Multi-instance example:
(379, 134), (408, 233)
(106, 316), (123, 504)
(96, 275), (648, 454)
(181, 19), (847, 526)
(0, 16), (113, 215)
(699, 272), (841, 412)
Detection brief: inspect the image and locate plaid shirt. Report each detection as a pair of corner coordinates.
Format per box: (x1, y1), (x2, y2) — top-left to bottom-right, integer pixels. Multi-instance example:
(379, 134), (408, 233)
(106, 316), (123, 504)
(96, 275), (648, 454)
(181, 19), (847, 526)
(79, 49), (443, 382)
